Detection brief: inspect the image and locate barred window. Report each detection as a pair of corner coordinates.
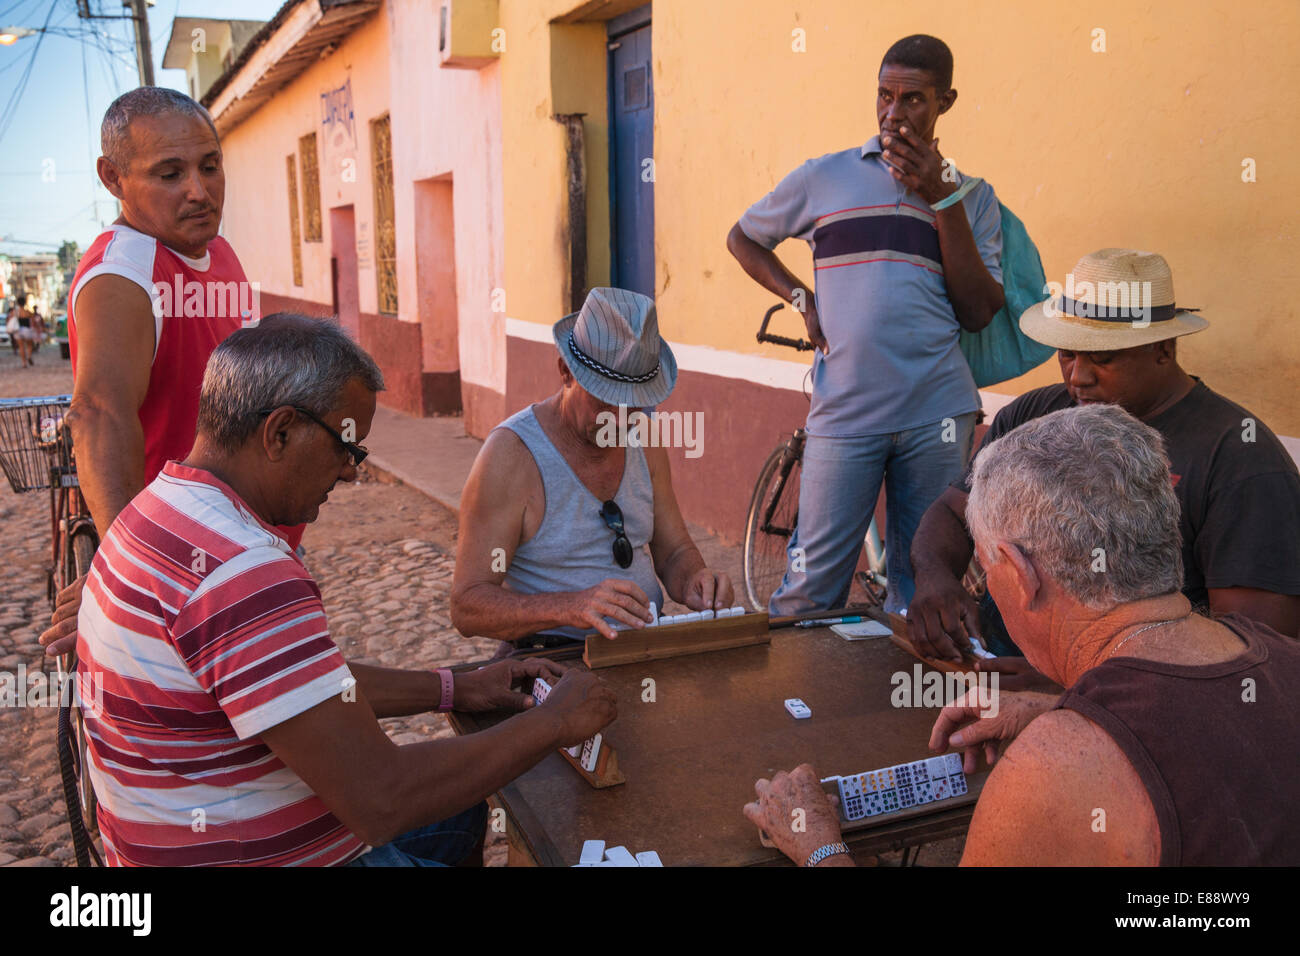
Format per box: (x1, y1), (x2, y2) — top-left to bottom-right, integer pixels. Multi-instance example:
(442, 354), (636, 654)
(299, 133), (322, 242)
(370, 113), (397, 315)
(286, 155), (303, 287)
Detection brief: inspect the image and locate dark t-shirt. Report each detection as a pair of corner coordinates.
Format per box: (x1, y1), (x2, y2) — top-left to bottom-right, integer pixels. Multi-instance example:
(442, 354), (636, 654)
(957, 380), (1300, 608)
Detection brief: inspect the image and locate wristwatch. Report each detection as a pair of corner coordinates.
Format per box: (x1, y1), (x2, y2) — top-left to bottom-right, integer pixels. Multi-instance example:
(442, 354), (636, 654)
(804, 842), (851, 867)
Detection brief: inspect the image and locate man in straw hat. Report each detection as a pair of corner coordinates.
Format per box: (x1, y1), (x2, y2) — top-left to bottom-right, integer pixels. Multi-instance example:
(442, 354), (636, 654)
(451, 288), (735, 648)
(908, 248), (1300, 674)
(747, 404), (1300, 866)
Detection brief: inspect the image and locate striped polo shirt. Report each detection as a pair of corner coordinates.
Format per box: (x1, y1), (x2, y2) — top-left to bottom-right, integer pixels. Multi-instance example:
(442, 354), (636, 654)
(740, 135), (1003, 437)
(76, 461), (365, 866)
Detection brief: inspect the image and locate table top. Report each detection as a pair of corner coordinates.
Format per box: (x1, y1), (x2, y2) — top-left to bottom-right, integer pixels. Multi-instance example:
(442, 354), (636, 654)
(449, 624), (986, 866)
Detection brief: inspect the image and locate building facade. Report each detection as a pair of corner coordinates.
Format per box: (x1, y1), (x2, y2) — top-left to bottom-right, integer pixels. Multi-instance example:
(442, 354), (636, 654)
(207, 0), (1300, 543)
(204, 0), (505, 430)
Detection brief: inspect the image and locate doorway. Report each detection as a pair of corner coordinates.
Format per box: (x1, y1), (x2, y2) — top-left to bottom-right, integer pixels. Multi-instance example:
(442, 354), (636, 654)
(608, 5), (654, 298)
(330, 205), (359, 336)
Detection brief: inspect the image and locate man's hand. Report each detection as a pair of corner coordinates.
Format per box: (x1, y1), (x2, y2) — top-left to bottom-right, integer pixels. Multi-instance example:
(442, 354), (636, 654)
(929, 688), (1059, 774)
(908, 573), (981, 663)
(974, 655), (1054, 692)
(451, 657), (564, 713)
(567, 578), (652, 639)
(743, 764), (850, 866)
(881, 126), (952, 206)
(798, 297), (828, 355)
(538, 666), (618, 748)
(40, 573), (86, 658)
(683, 568), (735, 612)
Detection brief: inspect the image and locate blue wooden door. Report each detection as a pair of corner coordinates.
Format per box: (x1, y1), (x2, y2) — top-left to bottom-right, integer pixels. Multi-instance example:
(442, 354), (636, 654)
(609, 7), (654, 298)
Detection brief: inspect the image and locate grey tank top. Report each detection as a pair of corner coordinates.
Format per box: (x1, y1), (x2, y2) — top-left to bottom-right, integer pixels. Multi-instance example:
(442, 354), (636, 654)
(499, 405), (663, 640)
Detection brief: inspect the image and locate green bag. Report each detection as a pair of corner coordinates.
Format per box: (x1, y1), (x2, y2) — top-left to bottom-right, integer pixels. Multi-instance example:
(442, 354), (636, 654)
(951, 182), (1057, 387)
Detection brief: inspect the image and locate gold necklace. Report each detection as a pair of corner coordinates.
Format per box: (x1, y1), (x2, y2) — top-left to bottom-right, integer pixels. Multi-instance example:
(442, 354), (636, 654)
(1105, 614), (1190, 661)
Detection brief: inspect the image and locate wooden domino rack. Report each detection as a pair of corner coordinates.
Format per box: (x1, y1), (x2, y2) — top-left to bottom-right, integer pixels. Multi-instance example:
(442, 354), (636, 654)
(556, 736), (625, 789)
(531, 676), (625, 788)
(582, 608), (771, 670)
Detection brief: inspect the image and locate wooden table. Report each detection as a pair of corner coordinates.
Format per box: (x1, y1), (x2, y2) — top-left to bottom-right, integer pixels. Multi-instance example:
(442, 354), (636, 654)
(448, 624), (984, 866)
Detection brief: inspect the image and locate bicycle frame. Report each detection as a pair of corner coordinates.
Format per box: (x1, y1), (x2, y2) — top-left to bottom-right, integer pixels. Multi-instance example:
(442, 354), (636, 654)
(759, 429), (805, 537)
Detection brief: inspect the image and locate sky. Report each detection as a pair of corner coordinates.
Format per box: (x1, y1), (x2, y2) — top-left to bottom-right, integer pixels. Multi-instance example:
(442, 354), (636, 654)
(0, 0), (286, 257)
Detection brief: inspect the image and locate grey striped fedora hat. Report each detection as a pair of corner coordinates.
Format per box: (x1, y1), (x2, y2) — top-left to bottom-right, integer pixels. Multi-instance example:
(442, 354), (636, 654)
(553, 287), (677, 407)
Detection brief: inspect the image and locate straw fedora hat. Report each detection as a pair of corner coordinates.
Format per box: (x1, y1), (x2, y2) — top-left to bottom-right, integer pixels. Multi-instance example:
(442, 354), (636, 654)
(553, 287), (678, 407)
(1020, 248), (1208, 351)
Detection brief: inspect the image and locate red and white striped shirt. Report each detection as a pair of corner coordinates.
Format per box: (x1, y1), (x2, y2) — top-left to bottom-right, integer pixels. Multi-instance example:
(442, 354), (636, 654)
(76, 461), (365, 866)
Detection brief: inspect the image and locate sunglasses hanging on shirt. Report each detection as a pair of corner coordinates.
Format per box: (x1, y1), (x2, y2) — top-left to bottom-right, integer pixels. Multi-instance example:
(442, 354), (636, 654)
(600, 499), (634, 569)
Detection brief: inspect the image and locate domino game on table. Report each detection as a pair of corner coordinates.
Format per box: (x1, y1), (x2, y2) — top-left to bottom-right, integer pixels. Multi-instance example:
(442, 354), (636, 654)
(825, 753), (969, 823)
(531, 677), (625, 786)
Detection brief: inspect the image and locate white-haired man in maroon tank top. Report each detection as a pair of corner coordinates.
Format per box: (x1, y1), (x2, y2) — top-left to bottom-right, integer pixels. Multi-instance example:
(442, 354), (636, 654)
(745, 404), (1299, 866)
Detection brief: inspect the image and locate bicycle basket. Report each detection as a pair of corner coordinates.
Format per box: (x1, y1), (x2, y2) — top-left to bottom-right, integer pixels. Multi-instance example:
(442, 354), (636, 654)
(0, 395), (75, 493)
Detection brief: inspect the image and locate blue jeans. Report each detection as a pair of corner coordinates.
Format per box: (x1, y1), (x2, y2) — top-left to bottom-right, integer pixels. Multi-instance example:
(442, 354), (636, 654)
(769, 413), (976, 617)
(345, 802), (488, 867)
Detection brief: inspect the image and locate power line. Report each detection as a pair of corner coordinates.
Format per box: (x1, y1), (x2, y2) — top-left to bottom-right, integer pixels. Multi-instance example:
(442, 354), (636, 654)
(0, 0), (57, 149)
(0, 0), (38, 24)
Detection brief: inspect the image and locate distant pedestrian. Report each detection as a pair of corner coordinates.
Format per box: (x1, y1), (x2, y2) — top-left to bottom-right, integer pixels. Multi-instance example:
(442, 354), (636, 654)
(8, 293), (39, 367)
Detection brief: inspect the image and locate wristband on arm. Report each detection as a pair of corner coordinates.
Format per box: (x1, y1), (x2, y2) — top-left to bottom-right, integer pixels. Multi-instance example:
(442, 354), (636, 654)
(930, 176), (984, 212)
(434, 668), (455, 712)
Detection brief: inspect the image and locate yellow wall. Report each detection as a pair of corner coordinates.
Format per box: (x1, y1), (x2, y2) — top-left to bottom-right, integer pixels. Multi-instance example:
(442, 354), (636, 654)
(499, 0), (1299, 434)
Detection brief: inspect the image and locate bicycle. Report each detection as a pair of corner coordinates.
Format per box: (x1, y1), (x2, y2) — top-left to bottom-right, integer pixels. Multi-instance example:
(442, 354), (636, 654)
(0, 395), (102, 867)
(742, 305), (989, 617)
(742, 305), (891, 613)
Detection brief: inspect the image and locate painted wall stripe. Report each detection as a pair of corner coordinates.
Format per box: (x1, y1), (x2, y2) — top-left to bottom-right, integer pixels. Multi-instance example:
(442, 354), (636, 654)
(505, 319), (1299, 464)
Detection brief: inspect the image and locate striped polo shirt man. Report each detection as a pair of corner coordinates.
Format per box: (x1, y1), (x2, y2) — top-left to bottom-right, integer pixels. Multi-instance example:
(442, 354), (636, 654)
(739, 135), (1003, 437)
(77, 461), (365, 866)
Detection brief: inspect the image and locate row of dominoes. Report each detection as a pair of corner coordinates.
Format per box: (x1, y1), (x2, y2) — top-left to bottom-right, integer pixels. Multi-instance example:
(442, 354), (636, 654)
(825, 753), (968, 823)
(574, 840), (662, 867)
(615, 602), (750, 629)
(532, 677), (604, 773)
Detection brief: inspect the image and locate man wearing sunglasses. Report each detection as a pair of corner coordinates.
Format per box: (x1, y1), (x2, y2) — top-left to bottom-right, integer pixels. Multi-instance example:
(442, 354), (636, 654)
(452, 288), (735, 648)
(75, 315), (617, 865)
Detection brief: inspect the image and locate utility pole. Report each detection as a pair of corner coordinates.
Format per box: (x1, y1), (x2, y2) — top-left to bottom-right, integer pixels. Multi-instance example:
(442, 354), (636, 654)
(76, 0), (154, 86)
(126, 0), (154, 86)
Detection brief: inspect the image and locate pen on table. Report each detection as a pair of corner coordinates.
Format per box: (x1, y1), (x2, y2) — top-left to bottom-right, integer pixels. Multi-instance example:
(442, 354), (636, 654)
(794, 615), (863, 629)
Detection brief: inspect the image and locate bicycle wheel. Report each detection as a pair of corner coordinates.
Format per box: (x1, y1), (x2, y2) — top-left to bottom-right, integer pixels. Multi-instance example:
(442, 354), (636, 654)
(58, 529), (102, 865)
(743, 442), (802, 611)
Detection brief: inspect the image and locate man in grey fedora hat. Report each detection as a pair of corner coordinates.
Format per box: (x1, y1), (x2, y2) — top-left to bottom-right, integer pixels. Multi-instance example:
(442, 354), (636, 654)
(451, 287), (735, 648)
(908, 248), (1300, 676)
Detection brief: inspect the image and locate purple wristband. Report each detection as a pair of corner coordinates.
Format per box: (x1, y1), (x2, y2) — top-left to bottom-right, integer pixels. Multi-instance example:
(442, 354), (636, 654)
(434, 668), (455, 712)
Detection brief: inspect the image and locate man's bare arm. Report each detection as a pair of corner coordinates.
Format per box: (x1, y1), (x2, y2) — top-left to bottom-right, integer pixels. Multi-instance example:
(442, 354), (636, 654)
(908, 485), (979, 660)
(645, 445), (706, 600)
(644, 446), (735, 610)
(959, 711), (1161, 866)
(933, 200), (1005, 332)
(449, 430), (651, 641)
(1208, 587), (1300, 639)
(64, 274), (155, 533)
(259, 665), (614, 847)
(881, 127), (1004, 332)
(726, 223), (826, 353)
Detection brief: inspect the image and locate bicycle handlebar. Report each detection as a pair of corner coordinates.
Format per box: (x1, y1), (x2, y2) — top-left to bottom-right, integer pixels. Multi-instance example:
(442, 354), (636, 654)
(756, 303), (816, 352)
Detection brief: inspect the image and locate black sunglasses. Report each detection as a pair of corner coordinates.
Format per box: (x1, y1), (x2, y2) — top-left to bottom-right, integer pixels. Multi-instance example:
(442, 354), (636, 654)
(259, 406), (369, 466)
(599, 499), (634, 569)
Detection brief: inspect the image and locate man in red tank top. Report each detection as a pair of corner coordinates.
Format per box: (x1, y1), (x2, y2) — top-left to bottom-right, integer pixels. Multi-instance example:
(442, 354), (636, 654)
(40, 88), (299, 658)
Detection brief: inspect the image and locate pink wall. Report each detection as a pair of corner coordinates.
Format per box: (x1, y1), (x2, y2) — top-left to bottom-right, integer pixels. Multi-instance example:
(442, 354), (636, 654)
(215, 0), (504, 424)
